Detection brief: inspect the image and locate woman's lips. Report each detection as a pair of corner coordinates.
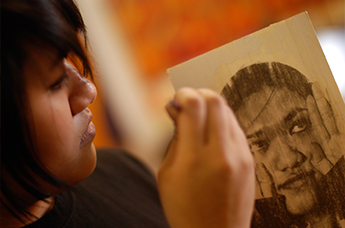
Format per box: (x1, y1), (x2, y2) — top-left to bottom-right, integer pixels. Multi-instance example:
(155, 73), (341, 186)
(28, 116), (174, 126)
(80, 121), (96, 148)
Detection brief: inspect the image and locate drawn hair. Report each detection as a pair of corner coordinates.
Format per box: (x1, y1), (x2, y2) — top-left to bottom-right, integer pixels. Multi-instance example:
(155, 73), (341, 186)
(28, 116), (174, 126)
(221, 62), (312, 112)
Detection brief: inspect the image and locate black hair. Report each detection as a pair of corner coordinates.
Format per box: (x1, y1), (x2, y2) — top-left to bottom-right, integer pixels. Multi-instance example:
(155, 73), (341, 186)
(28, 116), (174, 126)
(1, 0), (93, 223)
(221, 62), (313, 113)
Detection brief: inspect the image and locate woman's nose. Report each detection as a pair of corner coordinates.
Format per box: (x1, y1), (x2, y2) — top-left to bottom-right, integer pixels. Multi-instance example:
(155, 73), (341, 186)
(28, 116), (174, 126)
(66, 63), (97, 115)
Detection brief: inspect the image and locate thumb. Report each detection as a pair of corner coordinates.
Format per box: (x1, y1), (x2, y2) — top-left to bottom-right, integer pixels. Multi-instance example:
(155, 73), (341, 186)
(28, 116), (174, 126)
(165, 100), (181, 123)
(159, 100), (182, 173)
(159, 138), (177, 172)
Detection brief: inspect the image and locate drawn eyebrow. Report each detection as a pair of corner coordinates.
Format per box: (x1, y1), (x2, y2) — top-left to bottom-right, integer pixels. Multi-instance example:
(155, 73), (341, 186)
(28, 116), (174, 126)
(284, 108), (308, 122)
(247, 130), (265, 140)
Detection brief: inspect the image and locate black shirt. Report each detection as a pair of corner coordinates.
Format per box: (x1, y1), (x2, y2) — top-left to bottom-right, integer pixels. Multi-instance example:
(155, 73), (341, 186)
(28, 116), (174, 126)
(26, 148), (170, 228)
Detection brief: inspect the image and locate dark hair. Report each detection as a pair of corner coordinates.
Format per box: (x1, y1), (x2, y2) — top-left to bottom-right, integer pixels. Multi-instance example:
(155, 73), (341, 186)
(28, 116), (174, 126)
(1, 0), (93, 222)
(221, 62), (312, 113)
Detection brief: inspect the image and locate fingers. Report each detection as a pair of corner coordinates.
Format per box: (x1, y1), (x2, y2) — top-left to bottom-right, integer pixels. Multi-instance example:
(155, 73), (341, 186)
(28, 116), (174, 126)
(255, 163), (275, 198)
(312, 82), (338, 135)
(309, 143), (333, 175)
(170, 88), (207, 150)
(164, 87), (251, 164)
(159, 137), (178, 173)
(166, 88), (242, 147)
(165, 101), (181, 123)
(196, 89), (230, 144)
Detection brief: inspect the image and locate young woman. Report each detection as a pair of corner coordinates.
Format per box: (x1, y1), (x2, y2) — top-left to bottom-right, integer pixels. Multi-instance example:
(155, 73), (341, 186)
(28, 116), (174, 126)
(1, 0), (255, 227)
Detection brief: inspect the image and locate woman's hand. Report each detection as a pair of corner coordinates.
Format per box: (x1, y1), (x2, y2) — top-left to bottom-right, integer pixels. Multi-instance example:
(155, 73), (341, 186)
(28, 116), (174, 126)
(158, 88), (255, 228)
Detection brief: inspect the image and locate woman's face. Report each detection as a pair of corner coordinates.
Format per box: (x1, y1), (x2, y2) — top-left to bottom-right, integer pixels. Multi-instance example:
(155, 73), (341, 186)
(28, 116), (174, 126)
(24, 44), (97, 187)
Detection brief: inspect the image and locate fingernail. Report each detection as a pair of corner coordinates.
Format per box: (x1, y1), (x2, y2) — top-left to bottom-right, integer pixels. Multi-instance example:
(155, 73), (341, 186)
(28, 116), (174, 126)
(169, 100), (182, 111)
(165, 100), (182, 120)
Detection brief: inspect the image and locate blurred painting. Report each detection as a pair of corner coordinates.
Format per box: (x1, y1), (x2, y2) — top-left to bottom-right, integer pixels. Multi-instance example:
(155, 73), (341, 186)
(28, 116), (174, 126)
(106, 0), (333, 80)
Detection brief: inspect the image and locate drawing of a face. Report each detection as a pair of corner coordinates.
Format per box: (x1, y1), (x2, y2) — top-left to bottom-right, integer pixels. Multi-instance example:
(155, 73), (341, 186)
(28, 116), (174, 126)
(236, 86), (326, 215)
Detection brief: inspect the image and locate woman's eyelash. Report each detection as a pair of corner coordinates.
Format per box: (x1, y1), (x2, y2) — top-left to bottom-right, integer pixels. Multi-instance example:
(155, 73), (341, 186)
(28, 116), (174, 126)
(50, 74), (67, 90)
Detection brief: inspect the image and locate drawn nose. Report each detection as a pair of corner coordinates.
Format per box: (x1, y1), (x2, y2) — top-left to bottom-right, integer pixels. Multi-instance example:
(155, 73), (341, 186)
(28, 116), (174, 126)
(272, 136), (306, 172)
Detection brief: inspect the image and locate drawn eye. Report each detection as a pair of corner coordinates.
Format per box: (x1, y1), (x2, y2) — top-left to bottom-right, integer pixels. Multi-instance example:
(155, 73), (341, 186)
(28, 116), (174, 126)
(290, 119), (307, 134)
(250, 140), (268, 153)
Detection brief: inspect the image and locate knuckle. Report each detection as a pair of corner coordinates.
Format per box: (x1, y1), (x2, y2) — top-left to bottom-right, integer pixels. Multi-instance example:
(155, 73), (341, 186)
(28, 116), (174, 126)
(198, 88), (217, 96)
(237, 155), (255, 177)
(198, 89), (224, 107)
(241, 154), (255, 169)
(184, 94), (204, 110)
(176, 88), (204, 110)
(206, 95), (224, 108)
(220, 150), (255, 178)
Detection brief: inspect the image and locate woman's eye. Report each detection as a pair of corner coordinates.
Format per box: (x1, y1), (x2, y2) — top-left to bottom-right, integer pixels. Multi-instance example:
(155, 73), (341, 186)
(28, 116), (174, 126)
(50, 74), (67, 90)
(51, 82), (62, 90)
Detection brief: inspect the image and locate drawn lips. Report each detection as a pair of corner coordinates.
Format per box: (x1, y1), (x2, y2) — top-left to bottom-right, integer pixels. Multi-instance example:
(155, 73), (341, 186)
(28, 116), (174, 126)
(278, 172), (313, 190)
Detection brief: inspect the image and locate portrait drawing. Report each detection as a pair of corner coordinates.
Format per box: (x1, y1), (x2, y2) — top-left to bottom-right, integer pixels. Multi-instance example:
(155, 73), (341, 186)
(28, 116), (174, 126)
(168, 13), (345, 228)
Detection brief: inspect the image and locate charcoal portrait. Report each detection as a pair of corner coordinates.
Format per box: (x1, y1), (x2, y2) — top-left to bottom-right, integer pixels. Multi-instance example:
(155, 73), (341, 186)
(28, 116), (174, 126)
(167, 13), (345, 228)
(221, 62), (345, 228)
